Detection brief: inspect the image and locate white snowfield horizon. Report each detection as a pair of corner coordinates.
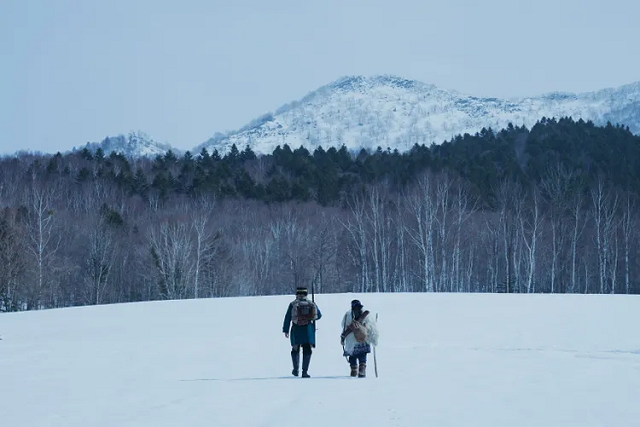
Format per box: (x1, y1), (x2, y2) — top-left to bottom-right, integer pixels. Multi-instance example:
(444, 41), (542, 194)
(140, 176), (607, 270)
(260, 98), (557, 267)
(1, 292), (639, 427)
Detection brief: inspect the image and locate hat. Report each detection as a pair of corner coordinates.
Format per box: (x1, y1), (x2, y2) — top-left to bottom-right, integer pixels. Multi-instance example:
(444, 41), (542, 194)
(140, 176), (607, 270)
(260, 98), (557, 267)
(296, 287), (308, 295)
(351, 299), (363, 309)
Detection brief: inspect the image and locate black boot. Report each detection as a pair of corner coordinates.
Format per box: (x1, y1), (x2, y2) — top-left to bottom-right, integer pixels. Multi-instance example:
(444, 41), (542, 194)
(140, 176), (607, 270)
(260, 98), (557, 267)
(291, 349), (299, 376)
(301, 353), (311, 378)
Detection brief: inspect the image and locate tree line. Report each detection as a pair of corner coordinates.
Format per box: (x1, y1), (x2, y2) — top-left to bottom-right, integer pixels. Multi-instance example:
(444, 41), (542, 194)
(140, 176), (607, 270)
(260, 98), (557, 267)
(1, 116), (639, 311)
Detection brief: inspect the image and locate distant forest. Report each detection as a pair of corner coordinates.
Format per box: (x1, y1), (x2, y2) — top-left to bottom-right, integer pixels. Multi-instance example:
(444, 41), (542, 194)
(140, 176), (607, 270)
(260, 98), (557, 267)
(1, 117), (640, 311)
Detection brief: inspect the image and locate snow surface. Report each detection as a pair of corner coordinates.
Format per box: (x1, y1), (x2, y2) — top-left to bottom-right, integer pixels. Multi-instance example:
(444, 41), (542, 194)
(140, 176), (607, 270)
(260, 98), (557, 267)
(199, 75), (640, 155)
(1, 293), (639, 427)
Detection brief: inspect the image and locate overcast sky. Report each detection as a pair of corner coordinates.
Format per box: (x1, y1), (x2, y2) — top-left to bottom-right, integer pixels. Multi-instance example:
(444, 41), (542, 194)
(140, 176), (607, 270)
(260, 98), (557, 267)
(1, 0), (639, 154)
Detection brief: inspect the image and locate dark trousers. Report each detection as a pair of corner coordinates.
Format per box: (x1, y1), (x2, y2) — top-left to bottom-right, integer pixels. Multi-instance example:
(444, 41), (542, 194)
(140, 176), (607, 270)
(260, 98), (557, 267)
(292, 344), (312, 355)
(348, 353), (367, 366)
(291, 344), (312, 373)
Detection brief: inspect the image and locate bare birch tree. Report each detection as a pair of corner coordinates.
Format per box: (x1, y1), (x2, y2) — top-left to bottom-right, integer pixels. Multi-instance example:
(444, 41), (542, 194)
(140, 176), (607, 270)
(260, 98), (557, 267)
(23, 182), (62, 308)
(590, 177), (618, 294)
(188, 196), (220, 299)
(309, 211), (337, 294)
(434, 173), (453, 292)
(0, 209), (25, 311)
(394, 193), (410, 292)
(269, 205), (314, 291)
(621, 190), (636, 294)
(540, 163), (574, 293)
(452, 179), (477, 292)
(366, 183), (395, 293)
(483, 213), (501, 293)
(339, 191), (370, 292)
(85, 219), (114, 305)
(518, 187), (543, 293)
(567, 185), (587, 293)
(406, 172), (437, 292)
(493, 180), (524, 293)
(149, 220), (195, 300)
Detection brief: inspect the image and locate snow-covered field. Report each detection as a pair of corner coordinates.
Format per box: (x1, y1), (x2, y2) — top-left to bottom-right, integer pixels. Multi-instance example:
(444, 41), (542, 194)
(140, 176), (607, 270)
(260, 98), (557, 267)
(1, 293), (639, 427)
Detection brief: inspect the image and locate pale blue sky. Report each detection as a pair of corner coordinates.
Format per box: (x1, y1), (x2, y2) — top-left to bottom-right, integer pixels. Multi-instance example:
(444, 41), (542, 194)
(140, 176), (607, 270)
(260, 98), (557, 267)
(1, 0), (639, 154)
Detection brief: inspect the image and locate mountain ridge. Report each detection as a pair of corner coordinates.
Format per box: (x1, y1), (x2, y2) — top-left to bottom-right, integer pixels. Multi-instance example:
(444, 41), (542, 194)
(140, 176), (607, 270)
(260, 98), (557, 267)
(72, 131), (179, 158)
(196, 74), (640, 156)
(22, 75), (640, 158)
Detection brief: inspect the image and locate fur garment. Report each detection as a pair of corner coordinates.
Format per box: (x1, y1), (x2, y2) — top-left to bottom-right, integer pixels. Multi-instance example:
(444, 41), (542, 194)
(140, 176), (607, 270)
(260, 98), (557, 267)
(341, 309), (379, 356)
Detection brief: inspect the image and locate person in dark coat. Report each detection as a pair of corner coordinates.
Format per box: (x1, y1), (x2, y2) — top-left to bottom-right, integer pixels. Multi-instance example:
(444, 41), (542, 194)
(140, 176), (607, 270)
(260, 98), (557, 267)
(282, 286), (322, 378)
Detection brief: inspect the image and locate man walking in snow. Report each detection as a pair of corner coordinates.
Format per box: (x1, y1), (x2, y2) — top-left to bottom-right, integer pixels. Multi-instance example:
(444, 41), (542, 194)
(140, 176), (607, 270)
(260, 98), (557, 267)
(340, 299), (379, 377)
(282, 286), (321, 378)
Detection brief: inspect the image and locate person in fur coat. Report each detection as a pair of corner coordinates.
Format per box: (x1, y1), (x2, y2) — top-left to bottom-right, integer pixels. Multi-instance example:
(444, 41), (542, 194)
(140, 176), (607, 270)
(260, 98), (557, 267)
(340, 299), (379, 377)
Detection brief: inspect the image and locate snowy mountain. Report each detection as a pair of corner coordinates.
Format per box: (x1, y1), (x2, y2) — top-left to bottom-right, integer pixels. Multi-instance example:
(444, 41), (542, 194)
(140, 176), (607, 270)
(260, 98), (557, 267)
(198, 75), (640, 155)
(2, 293), (639, 426)
(73, 131), (178, 158)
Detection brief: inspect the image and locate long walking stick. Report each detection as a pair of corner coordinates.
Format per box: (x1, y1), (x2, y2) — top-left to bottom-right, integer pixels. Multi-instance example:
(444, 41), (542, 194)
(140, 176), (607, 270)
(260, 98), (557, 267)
(373, 313), (378, 378)
(311, 281), (316, 333)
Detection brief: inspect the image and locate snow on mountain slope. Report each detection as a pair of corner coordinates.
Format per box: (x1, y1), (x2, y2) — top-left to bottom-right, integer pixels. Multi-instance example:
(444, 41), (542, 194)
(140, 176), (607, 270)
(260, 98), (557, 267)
(73, 131), (179, 158)
(199, 75), (640, 155)
(1, 293), (639, 427)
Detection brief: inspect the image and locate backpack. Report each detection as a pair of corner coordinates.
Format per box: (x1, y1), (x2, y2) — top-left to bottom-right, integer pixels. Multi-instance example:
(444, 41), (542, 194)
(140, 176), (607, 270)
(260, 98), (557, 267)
(352, 320), (368, 343)
(291, 299), (317, 326)
(342, 310), (370, 343)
